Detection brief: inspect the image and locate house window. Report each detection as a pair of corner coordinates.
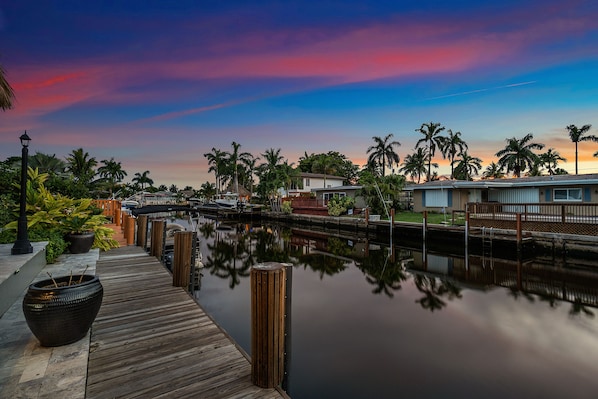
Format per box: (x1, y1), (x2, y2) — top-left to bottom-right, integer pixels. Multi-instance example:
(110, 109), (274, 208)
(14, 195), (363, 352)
(305, 178), (310, 187)
(323, 192), (346, 201)
(553, 188), (582, 201)
(423, 190), (450, 207)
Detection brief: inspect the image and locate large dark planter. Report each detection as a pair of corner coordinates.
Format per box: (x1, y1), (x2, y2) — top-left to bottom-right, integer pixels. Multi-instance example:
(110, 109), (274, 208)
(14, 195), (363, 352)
(22, 275), (103, 347)
(65, 232), (95, 254)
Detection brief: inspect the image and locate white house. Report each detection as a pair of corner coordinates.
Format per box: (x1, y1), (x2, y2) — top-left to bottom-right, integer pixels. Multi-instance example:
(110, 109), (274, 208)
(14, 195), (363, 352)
(287, 172), (346, 197)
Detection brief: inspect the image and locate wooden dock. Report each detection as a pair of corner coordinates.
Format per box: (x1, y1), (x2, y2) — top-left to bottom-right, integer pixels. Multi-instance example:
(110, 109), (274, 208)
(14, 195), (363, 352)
(86, 246), (287, 399)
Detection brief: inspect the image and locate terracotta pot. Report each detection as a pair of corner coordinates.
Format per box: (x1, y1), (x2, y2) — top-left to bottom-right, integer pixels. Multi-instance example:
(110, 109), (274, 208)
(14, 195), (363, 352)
(22, 275), (103, 346)
(65, 232), (95, 254)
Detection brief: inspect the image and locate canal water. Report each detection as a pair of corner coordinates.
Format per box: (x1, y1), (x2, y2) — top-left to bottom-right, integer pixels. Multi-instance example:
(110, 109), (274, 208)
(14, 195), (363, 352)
(173, 216), (598, 399)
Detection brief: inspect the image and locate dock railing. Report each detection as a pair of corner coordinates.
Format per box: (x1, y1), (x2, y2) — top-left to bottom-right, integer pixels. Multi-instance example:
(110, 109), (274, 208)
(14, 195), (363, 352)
(466, 202), (598, 236)
(93, 199), (122, 223)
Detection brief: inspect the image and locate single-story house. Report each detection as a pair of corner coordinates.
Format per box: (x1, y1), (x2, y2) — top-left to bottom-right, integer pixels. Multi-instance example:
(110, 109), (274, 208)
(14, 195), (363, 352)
(409, 174), (598, 213)
(310, 185), (367, 209)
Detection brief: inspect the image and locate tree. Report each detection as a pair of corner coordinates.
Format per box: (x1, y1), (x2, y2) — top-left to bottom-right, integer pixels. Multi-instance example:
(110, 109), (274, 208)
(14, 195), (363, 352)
(415, 122), (446, 181)
(482, 162), (505, 179)
(313, 154), (337, 188)
(299, 151), (358, 184)
(452, 151), (482, 181)
(399, 148), (430, 184)
(66, 148), (97, 185)
(29, 152), (67, 175)
(204, 147), (227, 195)
(1, 64), (15, 111)
(566, 124), (596, 174)
(495, 133), (544, 178)
(539, 148), (567, 176)
(366, 133), (401, 177)
(439, 130), (468, 179)
(225, 141), (252, 194)
(97, 157), (127, 197)
(256, 148), (285, 199)
(132, 170), (153, 190)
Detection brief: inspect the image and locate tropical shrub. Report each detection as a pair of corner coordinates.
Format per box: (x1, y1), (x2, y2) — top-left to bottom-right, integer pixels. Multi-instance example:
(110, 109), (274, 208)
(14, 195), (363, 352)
(327, 196), (355, 216)
(281, 200), (293, 214)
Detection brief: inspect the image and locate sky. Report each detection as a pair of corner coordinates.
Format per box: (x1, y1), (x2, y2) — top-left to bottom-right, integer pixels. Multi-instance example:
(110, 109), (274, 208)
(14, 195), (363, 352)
(1, 0), (598, 188)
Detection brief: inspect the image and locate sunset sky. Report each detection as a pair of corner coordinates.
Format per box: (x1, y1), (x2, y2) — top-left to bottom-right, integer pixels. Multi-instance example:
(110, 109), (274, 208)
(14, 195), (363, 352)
(1, 0), (597, 188)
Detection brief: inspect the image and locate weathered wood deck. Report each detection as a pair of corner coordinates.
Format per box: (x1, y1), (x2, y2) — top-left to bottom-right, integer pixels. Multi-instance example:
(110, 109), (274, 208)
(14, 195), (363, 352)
(86, 246), (287, 399)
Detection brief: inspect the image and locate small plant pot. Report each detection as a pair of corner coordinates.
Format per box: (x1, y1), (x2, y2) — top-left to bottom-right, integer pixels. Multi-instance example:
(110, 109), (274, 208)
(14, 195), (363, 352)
(65, 232), (95, 254)
(22, 275), (103, 347)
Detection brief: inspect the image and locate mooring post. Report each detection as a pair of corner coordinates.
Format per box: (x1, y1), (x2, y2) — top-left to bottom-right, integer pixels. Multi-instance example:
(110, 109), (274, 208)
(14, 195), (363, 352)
(365, 208), (370, 227)
(114, 206), (122, 227)
(516, 212), (522, 254)
(125, 215), (135, 245)
(282, 264), (293, 393)
(150, 220), (165, 259)
(423, 210), (428, 242)
(172, 231), (193, 288)
(136, 215), (148, 247)
(251, 263), (286, 389)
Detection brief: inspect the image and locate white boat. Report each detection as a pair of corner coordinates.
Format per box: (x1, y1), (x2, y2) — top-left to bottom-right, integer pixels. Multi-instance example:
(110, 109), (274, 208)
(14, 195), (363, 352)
(213, 192), (243, 209)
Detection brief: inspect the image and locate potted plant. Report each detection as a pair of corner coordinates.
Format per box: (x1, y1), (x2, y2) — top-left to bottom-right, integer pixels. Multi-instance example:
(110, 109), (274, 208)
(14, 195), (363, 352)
(22, 269), (103, 347)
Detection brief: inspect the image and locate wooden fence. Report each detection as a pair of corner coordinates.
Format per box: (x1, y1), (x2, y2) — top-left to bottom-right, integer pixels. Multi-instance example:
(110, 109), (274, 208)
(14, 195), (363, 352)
(466, 202), (598, 236)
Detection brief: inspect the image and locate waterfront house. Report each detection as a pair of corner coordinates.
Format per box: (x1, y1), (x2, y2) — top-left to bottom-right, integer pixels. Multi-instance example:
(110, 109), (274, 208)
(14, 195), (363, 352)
(410, 174), (598, 213)
(287, 172), (346, 197)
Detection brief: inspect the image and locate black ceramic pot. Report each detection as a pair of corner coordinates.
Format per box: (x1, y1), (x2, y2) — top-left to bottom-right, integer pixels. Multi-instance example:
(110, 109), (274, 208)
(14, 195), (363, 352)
(65, 232), (95, 254)
(22, 274), (103, 347)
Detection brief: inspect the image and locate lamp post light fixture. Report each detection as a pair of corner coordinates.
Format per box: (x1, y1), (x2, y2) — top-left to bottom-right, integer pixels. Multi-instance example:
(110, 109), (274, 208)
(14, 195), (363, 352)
(11, 131), (33, 255)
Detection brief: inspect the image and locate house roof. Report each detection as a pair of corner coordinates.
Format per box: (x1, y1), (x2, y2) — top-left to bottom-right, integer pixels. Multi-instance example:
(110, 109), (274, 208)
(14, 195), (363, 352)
(409, 174), (598, 190)
(300, 172), (346, 180)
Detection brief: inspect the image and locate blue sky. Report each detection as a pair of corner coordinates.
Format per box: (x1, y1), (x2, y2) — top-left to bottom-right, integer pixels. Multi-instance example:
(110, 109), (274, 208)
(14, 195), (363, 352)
(1, 0), (597, 187)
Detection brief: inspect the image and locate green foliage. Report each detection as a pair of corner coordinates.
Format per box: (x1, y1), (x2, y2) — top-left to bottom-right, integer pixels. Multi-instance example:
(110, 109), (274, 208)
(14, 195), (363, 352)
(0, 227), (67, 264)
(3, 167), (119, 255)
(0, 194), (16, 227)
(327, 196), (355, 216)
(281, 200), (293, 214)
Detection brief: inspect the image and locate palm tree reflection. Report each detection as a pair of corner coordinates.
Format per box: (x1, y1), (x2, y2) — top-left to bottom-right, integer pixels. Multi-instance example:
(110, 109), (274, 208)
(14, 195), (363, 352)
(413, 274), (463, 312)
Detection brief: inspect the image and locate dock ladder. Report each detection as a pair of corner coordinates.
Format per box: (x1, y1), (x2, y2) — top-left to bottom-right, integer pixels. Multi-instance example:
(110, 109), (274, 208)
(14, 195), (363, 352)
(481, 227), (494, 269)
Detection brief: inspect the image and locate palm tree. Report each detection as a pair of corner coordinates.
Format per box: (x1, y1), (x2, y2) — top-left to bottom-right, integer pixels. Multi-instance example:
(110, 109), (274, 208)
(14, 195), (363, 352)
(539, 148), (567, 175)
(439, 130), (468, 179)
(399, 148), (429, 184)
(313, 153), (337, 188)
(203, 148), (227, 195)
(256, 148), (285, 199)
(66, 148), (98, 184)
(495, 134), (544, 178)
(97, 158), (127, 197)
(132, 170), (153, 190)
(366, 133), (401, 177)
(1, 64), (15, 111)
(415, 122), (446, 181)
(226, 141), (252, 194)
(29, 152), (67, 175)
(566, 124), (596, 174)
(452, 151), (482, 181)
(482, 162), (505, 179)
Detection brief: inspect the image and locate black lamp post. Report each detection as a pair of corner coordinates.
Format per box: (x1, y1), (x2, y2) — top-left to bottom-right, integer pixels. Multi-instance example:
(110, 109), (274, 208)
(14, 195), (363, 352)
(11, 131), (33, 255)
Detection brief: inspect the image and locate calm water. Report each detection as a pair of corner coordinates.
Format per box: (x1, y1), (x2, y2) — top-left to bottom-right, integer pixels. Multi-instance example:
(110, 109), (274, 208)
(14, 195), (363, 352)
(175, 216), (598, 399)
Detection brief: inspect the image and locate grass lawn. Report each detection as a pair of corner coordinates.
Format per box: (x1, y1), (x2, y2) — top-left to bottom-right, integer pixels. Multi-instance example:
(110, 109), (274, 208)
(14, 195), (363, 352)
(392, 211), (464, 225)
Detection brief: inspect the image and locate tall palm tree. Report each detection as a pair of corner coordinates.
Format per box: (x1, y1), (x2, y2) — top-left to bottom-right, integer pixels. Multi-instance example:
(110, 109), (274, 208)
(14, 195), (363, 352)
(226, 141), (252, 194)
(240, 156), (258, 198)
(399, 148), (429, 184)
(97, 157), (127, 197)
(539, 148), (567, 175)
(132, 170), (153, 190)
(0, 64), (15, 111)
(495, 133), (544, 178)
(566, 124), (596, 174)
(366, 133), (401, 177)
(312, 153), (337, 188)
(439, 130), (468, 179)
(66, 148), (97, 184)
(452, 151), (482, 181)
(482, 162), (505, 179)
(203, 147), (227, 195)
(256, 148), (285, 199)
(415, 122), (446, 181)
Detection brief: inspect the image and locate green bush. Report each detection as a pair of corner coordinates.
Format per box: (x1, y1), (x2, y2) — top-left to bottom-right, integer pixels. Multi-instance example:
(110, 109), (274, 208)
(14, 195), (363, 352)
(327, 196), (355, 216)
(0, 228), (67, 263)
(281, 201), (293, 214)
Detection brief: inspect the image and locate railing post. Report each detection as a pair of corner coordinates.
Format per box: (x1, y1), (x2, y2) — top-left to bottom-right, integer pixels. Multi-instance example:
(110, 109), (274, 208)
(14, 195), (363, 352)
(114, 207), (122, 227)
(516, 212), (522, 249)
(365, 208), (370, 226)
(172, 231), (193, 288)
(561, 204), (566, 224)
(251, 263), (286, 388)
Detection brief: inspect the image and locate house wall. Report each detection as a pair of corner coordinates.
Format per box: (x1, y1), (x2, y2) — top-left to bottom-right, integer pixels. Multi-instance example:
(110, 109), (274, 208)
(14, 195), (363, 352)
(288, 176), (345, 196)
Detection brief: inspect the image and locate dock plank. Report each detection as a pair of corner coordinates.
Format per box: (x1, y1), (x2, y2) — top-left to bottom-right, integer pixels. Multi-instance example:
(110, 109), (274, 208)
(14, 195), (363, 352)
(86, 246), (287, 399)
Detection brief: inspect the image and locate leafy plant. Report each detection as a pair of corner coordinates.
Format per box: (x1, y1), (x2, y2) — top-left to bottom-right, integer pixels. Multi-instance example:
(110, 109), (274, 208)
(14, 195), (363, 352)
(327, 196), (355, 216)
(281, 200), (293, 214)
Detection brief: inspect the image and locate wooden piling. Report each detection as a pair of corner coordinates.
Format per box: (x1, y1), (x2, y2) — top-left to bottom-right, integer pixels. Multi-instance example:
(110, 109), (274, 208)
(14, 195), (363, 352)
(251, 263), (286, 389)
(125, 215), (135, 245)
(172, 231), (193, 288)
(423, 210), (428, 241)
(136, 215), (148, 248)
(114, 207), (122, 227)
(150, 220), (166, 259)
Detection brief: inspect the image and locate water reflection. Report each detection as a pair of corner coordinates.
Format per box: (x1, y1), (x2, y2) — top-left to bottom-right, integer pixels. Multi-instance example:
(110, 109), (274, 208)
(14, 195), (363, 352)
(189, 218), (598, 398)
